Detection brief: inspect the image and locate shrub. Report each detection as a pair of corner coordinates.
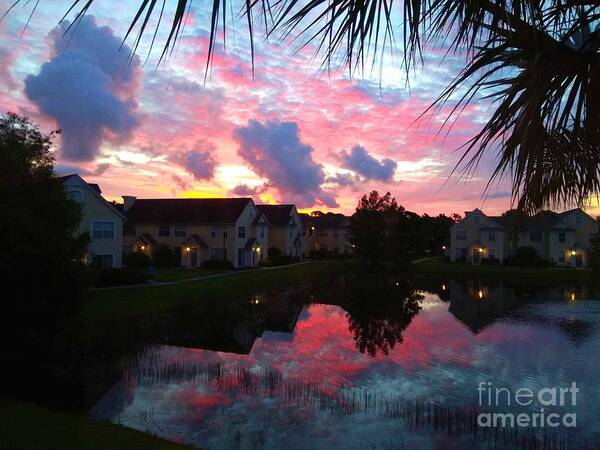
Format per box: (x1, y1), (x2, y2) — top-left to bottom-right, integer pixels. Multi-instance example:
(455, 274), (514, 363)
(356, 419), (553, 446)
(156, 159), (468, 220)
(202, 259), (233, 270)
(589, 232), (600, 271)
(152, 243), (174, 267)
(268, 246), (282, 259)
(270, 255), (298, 266)
(510, 246), (550, 267)
(123, 251), (152, 270)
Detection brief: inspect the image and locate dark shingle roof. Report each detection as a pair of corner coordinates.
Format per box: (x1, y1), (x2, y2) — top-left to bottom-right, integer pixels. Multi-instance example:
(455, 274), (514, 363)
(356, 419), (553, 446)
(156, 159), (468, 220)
(256, 205), (295, 226)
(299, 213), (350, 229)
(488, 210), (574, 231)
(126, 198), (252, 224)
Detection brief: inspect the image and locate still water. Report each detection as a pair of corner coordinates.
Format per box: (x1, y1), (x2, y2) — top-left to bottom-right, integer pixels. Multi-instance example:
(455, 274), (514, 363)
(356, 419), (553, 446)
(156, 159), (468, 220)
(91, 277), (600, 449)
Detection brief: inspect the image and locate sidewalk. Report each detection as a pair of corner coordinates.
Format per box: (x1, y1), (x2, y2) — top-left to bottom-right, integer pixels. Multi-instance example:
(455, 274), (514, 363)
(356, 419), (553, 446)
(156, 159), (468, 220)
(93, 261), (314, 291)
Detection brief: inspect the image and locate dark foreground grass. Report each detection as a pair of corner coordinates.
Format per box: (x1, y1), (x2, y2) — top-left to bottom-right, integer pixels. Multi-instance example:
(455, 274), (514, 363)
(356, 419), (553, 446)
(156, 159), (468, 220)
(413, 259), (599, 284)
(0, 399), (191, 450)
(85, 261), (344, 323)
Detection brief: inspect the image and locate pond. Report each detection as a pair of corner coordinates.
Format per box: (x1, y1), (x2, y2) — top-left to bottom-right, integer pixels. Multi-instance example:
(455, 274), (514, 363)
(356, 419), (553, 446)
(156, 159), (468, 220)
(90, 276), (600, 449)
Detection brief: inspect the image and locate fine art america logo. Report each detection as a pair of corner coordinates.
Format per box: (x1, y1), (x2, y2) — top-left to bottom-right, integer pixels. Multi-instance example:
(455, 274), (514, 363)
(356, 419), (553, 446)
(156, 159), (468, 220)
(477, 382), (578, 428)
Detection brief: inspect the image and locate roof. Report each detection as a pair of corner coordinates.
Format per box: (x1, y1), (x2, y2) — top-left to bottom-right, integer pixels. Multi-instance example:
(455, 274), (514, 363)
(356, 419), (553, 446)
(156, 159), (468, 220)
(183, 234), (209, 250)
(488, 210), (574, 232)
(244, 237), (257, 250)
(125, 198), (252, 224)
(299, 213), (350, 229)
(59, 173), (126, 220)
(139, 232), (158, 246)
(256, 204), (296, 226)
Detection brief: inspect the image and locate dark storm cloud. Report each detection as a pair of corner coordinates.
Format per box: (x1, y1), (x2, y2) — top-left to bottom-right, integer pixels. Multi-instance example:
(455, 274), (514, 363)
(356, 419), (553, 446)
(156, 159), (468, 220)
(340, 145), (397, 182)
(234, 120), (338, 207)
(24, 16), (140, 161)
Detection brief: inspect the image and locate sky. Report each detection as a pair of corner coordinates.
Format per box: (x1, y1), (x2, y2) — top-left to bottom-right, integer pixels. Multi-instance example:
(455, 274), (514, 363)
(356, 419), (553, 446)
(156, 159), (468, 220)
(0, 0), (519, 215)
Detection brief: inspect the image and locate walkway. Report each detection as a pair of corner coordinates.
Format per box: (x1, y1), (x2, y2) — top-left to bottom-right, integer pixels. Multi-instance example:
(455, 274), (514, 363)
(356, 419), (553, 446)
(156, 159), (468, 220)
(93, 261), (314, 291)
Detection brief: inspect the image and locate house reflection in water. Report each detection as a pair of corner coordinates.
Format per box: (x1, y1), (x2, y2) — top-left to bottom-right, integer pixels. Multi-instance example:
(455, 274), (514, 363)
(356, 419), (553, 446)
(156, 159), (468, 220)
(439, 279), (598, 343)
(161, 289), (305, 355)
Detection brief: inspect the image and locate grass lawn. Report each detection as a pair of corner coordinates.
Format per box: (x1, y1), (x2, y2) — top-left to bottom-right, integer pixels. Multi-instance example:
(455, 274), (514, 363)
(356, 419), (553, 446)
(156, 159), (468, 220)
(85, 260), (344, 323)
(153, 267), (226, 282)
(0, 399), (191, 450)
(412, 258), (599, 283)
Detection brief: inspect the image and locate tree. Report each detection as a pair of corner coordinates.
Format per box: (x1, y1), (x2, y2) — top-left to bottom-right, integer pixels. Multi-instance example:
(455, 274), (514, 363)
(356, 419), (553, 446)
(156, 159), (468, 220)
(0, 112), (89, 361)
(6, 1), (599, 212)
(589, 232), (600, 271)
(350, 191), (401, 264)
(152, 243), (175, 267)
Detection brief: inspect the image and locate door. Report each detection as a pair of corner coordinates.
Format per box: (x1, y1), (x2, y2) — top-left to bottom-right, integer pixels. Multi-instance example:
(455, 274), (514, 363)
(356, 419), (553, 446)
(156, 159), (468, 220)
(472, 248), (481, 264)
(576, 252), (583, 268)
(237, 248), (244, 267)
(191, 248), (198, 267)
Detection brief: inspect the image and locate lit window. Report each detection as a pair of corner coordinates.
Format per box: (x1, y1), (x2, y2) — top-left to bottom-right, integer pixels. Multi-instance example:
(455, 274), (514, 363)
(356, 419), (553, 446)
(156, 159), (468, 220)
(92, 222), (114, 239)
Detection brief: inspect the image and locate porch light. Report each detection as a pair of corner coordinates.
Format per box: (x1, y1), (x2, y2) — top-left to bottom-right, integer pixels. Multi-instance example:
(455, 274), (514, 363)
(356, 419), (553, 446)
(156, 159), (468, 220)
(254, 247), (261, 253)
(478, 289), (484, 299)
(442, 284), (446, 291)
(478, 247), (484, 253)
(570, 292), (576, 302)
(140, 245), (145, 250)
(185, 246), (191, 252)
(570, 250), (577, 256)
(442, 245), (446, 250)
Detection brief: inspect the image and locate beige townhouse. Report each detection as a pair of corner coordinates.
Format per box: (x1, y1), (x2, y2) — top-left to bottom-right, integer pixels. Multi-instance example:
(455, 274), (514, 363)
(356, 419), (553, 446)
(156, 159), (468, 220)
(123, 197), (269, 268)
(450, 208), (599, 268)
(300, 213), (352, 256)
(61, 174), (126, 268)
(256, 204), (303, 258)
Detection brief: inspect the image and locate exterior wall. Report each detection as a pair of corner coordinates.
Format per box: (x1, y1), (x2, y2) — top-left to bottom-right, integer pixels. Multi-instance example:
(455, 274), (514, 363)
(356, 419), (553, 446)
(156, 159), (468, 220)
(64, 177), (123, 268)
(128, 201), (266, 269)
(234, 202), (261, 268)
(451, 208), (599, 268)
(254, 220), (269, 264)
(131, 222), (232, 267)
(268, 209), (303, 258)
(303, 226), (351, 255)
(450, 210), (486, 263)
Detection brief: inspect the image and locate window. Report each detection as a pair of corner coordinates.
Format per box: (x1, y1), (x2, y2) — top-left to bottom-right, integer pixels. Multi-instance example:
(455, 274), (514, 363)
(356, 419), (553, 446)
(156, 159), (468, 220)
(238, 226), (246, 238)
(455, 248), (467, 259)
(92, 221), (114, 239)
(530, 232), (542, 242)
(159, 224), (170, 237)
(489, 248), (495, 258)
(68, 190), (83, 204)
(559, 232), (566, 243)
(259, 225), (265, 238)
(455, 231), (467, 241)
(488, 230), (495, 242)
(174, 224), (186, 237)
(211, 248), (227, 260)
(211, 229), (216, 238)
(92, 254), (113, 269)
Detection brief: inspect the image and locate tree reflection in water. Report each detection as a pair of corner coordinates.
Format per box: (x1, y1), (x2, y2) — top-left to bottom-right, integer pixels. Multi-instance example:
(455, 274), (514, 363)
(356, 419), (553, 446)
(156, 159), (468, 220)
(342, 275), (423, 357)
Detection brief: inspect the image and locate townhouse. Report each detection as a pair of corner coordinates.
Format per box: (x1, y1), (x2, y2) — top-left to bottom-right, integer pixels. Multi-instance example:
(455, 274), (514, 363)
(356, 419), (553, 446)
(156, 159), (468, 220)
(256, 204), (303, 258)
(123, 197), (268, 268)
(300, 213), (352, 256)
(61, 174), (126, 268)
(450, 208), (599, 267)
